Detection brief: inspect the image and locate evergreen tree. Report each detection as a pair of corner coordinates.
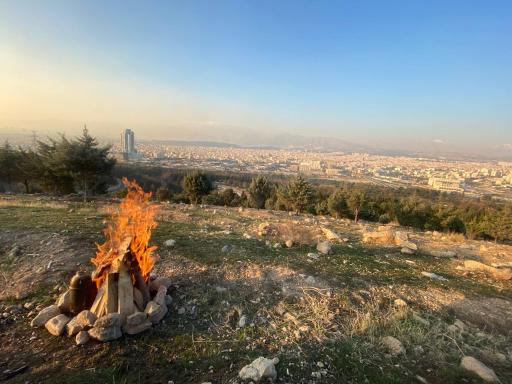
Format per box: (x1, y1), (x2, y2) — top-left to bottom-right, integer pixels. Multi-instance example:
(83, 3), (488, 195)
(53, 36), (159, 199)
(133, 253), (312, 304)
(248, 175), (272, 209)
(66, 128), (116, 201)
(347, 190), (365, 223)
(287, 176), (314, 213)
(327, 190), (348, 218)
(182, 170), (213, 204)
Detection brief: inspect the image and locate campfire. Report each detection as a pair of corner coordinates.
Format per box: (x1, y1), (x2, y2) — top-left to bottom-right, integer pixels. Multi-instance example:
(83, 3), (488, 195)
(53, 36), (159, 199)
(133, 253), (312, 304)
(30, 179), (171, 344)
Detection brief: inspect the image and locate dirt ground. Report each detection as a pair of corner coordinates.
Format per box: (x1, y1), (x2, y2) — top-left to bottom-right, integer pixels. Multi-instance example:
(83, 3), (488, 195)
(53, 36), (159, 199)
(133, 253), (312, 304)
(1, 196), (511, 383)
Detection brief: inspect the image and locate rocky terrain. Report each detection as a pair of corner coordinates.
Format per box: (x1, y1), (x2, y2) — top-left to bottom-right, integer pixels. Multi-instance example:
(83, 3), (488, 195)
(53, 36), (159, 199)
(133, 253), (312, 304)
(0, 194), (511, 383)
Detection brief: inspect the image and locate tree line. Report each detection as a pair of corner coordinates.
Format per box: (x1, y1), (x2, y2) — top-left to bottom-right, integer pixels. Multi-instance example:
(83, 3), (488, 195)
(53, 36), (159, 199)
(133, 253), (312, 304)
(0, 129), (115, 201)
(152, 171), (511, 243)
(1, 133), (510, 242)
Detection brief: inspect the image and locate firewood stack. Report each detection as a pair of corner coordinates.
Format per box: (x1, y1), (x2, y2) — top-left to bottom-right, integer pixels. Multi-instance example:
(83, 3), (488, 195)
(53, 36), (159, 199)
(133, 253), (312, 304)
(29, 179), (171, 344)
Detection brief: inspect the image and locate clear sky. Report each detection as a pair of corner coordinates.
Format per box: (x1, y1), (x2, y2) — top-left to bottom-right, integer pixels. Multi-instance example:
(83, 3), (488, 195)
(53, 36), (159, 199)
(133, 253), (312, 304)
(1, 0), (511, 152)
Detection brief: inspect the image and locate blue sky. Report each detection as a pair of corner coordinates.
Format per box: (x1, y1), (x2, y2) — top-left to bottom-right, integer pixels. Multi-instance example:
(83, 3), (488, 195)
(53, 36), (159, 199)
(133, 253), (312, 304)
(0, 0), (511, 150)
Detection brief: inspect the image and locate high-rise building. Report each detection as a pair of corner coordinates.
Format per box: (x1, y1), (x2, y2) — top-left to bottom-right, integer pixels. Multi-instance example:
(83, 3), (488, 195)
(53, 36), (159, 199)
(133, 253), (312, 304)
(121, 129), (135, 154)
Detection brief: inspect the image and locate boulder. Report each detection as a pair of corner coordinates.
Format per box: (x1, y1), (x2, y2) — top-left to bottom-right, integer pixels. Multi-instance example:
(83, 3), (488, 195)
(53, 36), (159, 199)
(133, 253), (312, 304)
(316, 241), (332, 255)
(381, 336), (406, 356)
(460, 356), (499, 382)
(45, 314), (70, 336)
(463, 260), (512, 280)
(76, 310), (97, 328)
(145, 300), (168, 324)
(321, 227), (340, 241)
(239, 357), (279, 382)
(75, 330), (90, 345)
(362, 230), (395, 244)
(66, 316), (83, 336)
(88, 325), (122, 342)
(31, 305), (60, 327)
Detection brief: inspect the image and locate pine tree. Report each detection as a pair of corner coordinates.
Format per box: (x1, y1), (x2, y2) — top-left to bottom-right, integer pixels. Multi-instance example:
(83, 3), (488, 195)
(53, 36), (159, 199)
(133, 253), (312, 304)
(248, 175), (272, 209)
(182, 171), (213, 204)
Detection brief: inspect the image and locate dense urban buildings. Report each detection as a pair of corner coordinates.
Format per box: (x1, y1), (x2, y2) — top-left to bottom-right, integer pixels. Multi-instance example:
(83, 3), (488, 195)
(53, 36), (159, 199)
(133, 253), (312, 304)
(112, 140), (512, 200)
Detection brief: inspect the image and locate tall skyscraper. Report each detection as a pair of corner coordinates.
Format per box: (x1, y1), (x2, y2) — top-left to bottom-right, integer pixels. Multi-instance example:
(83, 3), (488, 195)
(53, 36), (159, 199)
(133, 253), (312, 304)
(121, 129), (135, 154)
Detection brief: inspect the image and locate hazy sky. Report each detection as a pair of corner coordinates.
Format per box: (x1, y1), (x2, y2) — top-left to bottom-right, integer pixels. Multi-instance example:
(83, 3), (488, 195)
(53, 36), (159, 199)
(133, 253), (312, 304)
(1, 0), (511, 150)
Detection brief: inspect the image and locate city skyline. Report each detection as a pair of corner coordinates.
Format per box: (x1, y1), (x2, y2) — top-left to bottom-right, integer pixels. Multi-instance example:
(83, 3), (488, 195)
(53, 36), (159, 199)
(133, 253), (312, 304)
(1, 1), (511, 156)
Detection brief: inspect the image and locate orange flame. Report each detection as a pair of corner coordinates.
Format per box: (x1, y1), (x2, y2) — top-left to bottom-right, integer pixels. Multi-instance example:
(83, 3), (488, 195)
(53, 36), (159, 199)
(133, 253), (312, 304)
(91, 178), (158, 288)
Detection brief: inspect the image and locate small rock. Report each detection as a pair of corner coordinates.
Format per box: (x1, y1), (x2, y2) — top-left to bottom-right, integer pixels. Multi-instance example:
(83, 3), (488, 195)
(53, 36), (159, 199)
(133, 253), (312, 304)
(177, 307), (186, 315)
(221, 245), (231, 253)
(31, 305), (61, 327)
(401, 247), (415, 255)
(95, 313), (122, 328)
(45, 314), (70, 336)
(316, 241), (332, 255)
(238, 314), (247, 328)
(402, 241), (418, 251)
(285, 240), (293, 248)
(381, 336), (406, 356)
(154, 285), (168, 306)
(273, 242), (282, 249)
(421, 271), (447, 281)
(412, 313), (430, 326)
(164, 239), (176, 247)
(460, 356), (499, 382)
(66, 316), (83, 336)
(393, 298), (407, 308)
(123, 312), (152, 335)
(56, 290), (72, 312)
(76, 310), (97, 328)
(23, 302), (35, 310)
(239, 356), (279, 382)
(307, 252), (319, 260)
(145, 301), (168, 324)
(75, 330), (89, 345)
(88, 325), (122, 342)
(430, 250), (457, 258)
(215, 286), (227, 293)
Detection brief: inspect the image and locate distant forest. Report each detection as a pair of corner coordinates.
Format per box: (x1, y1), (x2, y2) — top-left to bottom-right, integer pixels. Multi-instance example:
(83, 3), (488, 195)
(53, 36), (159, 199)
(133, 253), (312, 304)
(0, 131), (511, 243)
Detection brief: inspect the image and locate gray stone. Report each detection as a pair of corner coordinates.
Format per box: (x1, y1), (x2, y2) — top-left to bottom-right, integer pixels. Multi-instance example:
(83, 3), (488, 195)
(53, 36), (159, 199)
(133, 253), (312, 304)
(145, 300), (168, 324)
(430, 250), (457, 258)
(148, 277), (173, 292)
(164, 239), (176, 247)
(153, 285), (167, 306)
(31, 305), (60, 327)
(381, 336), (406, 356)
(401, 247), (415, 255)
(460, 356), (499, 382)
(316, 241), (332, 255)
(75, 330), (89, 345)
(215, 286), (227, 293)
(307, 252), (319, 260)
(238, 315), (247, 328)
(88, 325), (122, 342)
(421, 271), (447, 281)
(94, 313), (122, 328)
(45, 314), (70, 336)
(123, 312), (152, 335)
(76, 310), (97, 328)
(66, 316), (83, 336)
(239, 356), (279, 382)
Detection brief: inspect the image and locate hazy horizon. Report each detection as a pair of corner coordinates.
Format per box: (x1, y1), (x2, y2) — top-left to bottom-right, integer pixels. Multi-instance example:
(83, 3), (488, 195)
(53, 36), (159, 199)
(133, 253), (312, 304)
(1, 1), (511, 156)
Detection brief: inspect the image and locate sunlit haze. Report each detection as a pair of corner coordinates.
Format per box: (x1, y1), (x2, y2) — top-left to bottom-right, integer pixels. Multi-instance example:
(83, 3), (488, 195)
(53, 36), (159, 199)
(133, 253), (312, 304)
(1, 0), (511, 157)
